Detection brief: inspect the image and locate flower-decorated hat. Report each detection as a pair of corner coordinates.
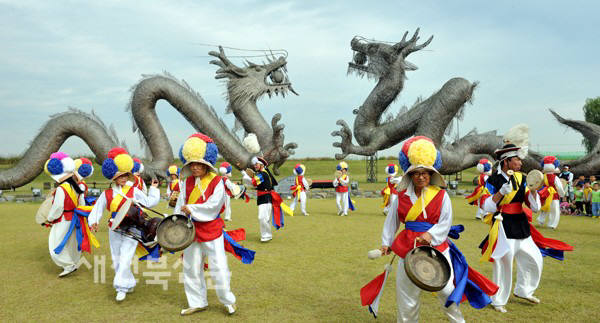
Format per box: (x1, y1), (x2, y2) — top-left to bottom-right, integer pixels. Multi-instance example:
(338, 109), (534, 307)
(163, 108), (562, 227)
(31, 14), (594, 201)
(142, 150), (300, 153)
(385, 163), (398, 176)
(132, 158), (144, 175)
(476, 158), (493, 175)
(166, 164), (180, 177)
(44, 152), (76, 183)
(74, 157), (94, 180)
(397, 136), (444, 191)
(541, 156), (561, 174)
(336, 161), (349, 171)
(293, 163), (306, 176)
(219, 162), (233, 177)
(101, 147), (135, 181)
(179, 133), (219, 178)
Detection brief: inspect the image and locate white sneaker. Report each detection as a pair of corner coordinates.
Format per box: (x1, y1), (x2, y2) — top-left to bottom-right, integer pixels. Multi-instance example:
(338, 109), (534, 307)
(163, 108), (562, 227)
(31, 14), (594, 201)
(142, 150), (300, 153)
(514, 294), (540, 304)
(58, 266), (77, 278)
(180, 306), (207, 316)
(225, 304), (236, 315)
(116, 291), (126, 302)
(260, 237), (272, 242)
(493, 305), (507, 313)
(303, 213), (309, 216)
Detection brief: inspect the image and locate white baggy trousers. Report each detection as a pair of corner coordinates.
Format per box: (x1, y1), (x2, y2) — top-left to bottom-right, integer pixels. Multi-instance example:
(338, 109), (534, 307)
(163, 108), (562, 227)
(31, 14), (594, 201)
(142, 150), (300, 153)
(290, 191), (307, 214)
(395, 249), (465, 323)
(336, 192), (349, 215)
(49, 220), (81, 270)
(108, 229), (138, 292)
(491, 236), (543, 306)
(537, 200), (560, 229)
(258, 203), (273, 240)
(182, 235), (236, 308)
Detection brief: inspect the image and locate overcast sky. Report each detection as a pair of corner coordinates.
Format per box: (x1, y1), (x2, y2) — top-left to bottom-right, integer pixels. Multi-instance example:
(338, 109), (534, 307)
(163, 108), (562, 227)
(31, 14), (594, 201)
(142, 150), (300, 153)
(0, 0), (597, 160)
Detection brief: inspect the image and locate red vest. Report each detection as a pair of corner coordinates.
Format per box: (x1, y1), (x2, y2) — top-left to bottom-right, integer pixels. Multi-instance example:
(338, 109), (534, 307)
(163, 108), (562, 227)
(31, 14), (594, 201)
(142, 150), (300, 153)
(51, 185), (78, 223)
(335, 175), (349, 193)
(169, 181), (180, 193)
(386, 177), (398, 195)
(546, 173), (559, 201)
(185, 175), (225, 242)
(391, 189), (448, 258)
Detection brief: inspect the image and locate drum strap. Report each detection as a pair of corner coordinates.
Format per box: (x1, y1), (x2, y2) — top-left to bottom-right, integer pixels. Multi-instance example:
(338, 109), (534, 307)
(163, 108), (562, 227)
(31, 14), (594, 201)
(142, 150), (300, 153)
(109, 185), (132, 213)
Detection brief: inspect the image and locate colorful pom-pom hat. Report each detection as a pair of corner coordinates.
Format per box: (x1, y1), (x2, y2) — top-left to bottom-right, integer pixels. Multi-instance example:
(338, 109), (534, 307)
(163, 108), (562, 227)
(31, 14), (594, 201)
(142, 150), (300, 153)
(397, 136), (445, 191)
(44, 152), (76, 183)
(101, 147), (135, 181)
(541, 156), (561, 174)
(219, 162), (233, 177)
(74, 157), (94, 180)
(132, 157), (144, 175)
(179, 133), (219, 178)
(293, 163), (306, 176)
(476, 159), (493, 175)
(166, 164), (180, 177)
(385, 163), (399, 176)
(336, 161), (349, 171)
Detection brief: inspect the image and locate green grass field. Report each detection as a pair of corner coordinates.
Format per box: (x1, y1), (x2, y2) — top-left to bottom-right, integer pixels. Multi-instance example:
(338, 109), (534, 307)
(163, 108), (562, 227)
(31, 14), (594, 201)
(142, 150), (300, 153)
(1, 195), (598, 322)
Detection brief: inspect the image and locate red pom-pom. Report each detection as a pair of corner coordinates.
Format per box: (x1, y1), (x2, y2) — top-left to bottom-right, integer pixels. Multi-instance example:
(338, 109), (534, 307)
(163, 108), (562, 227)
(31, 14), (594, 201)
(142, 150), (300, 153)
(80, 157), (92, 165)
(478, 158), (489, 165)
(107, 147), (128, 159)
(189, 133), (213, 143)
(133, 157), (142, 163)
(543, 156), (556, 164)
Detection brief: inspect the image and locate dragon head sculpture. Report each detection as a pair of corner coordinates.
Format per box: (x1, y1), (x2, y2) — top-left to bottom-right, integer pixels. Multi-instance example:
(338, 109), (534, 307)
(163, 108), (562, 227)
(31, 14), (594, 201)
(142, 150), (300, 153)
(348, 29), (433, 79)
(209, 46), (298, 109)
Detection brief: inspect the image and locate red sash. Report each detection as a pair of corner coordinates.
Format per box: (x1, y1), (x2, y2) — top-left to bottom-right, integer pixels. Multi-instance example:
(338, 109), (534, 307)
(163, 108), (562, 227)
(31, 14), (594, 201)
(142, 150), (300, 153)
(185, 175), (225, 242)
(391, 189), (448, 258)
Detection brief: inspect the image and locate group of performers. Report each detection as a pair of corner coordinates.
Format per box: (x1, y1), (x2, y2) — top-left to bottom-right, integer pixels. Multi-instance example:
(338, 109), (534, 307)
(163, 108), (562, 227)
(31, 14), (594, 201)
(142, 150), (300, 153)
(40, 128), (574, 320)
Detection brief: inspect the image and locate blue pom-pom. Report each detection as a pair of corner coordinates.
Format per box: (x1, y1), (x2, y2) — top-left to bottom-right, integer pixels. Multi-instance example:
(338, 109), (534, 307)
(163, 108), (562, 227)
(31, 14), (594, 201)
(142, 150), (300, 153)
(178, 145), (186, 165)
(295, 166), (303, 175)
(226, 165), (232, 173)
(101, 159), (118, 180)
(433, 151), (443, 170)
(205, 142), (219, 165)
(540, 160), (545, 168)
(398, 152), (410, 172)
(46, 158), (64, 175)
(483, 163), (491, 172)
(78, 164), (93, 178)
(132, 161), (141, 173)
(554, 159), (560, 168)
(336, 165), (342, 171)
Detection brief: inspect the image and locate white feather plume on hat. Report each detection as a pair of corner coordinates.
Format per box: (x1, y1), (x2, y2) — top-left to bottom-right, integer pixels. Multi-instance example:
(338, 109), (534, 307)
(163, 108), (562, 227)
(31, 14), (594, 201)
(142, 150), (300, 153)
(503, 124), (529, 159)
(243, 133), (261, 154)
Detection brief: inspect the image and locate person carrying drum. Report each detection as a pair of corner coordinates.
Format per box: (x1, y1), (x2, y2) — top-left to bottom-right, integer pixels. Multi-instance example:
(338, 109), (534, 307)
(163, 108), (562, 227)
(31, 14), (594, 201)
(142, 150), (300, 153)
(290, 163), (310, 216)
(478, 140), (567, 313)
(241, 156), (292, 242)
(465, 159), (492, 220)
(131, 157), (147, 194)
(537, 156), (565, 229)
(44, 152), (94, 277)
(173, 133), (237, 316)
(381, 163), (401, 215)
(333, 161), (355, 216)
(166, 164), (180, 208)
(88, 147), (160, 302)
(377, 136), (497, 322)
(219, 161), (237, 221)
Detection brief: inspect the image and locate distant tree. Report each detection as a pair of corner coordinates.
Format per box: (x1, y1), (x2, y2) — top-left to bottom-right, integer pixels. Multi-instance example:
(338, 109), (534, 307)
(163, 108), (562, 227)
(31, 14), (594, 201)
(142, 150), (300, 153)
(583, 97), (600, 152)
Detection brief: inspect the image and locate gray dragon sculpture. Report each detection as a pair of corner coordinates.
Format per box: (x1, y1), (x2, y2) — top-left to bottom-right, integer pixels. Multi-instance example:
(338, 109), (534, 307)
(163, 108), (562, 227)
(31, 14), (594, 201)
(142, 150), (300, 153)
(331, 29), (599, 175)
(0, 47), (297, 189)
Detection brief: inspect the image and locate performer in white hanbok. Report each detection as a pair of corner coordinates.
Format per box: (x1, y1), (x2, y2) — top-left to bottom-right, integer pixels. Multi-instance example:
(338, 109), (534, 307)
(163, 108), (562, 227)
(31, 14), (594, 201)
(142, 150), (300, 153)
(88, 147), (160, 302)
(219, 162), (237, 221)
(380, 163), (401, 215)
(289, 163), (310, 216)
(333, 161), (354, 216)
(465, 159), (493, 220)
(537, 156), (565, 229)
(174, 133), (236, 316)
(166, 164), (180, 209)
(44, 152), (89, 277)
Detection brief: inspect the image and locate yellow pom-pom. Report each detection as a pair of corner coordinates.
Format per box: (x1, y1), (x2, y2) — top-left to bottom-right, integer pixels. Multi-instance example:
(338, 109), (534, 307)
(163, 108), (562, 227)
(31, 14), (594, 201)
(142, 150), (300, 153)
(74, 158), (83, 170)
(339, 161), (348, 169)
(168, 165), (178, 175)
(43, 159), (51, 175)
(407, 139), (437, 167)
(182, 137), (207, 162)
(114, 154), (134, 173)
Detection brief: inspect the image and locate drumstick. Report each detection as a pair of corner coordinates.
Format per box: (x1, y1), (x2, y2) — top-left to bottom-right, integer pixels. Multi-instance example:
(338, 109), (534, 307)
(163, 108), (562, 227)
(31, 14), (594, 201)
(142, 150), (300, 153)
(113, 190), (167, 217)
(367, 249), (383, 259)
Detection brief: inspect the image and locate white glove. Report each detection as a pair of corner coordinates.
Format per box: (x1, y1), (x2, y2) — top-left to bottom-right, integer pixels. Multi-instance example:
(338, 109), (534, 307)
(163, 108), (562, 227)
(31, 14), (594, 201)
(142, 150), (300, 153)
(499, 182), (513, 195)
(494, 214), (504, 221)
